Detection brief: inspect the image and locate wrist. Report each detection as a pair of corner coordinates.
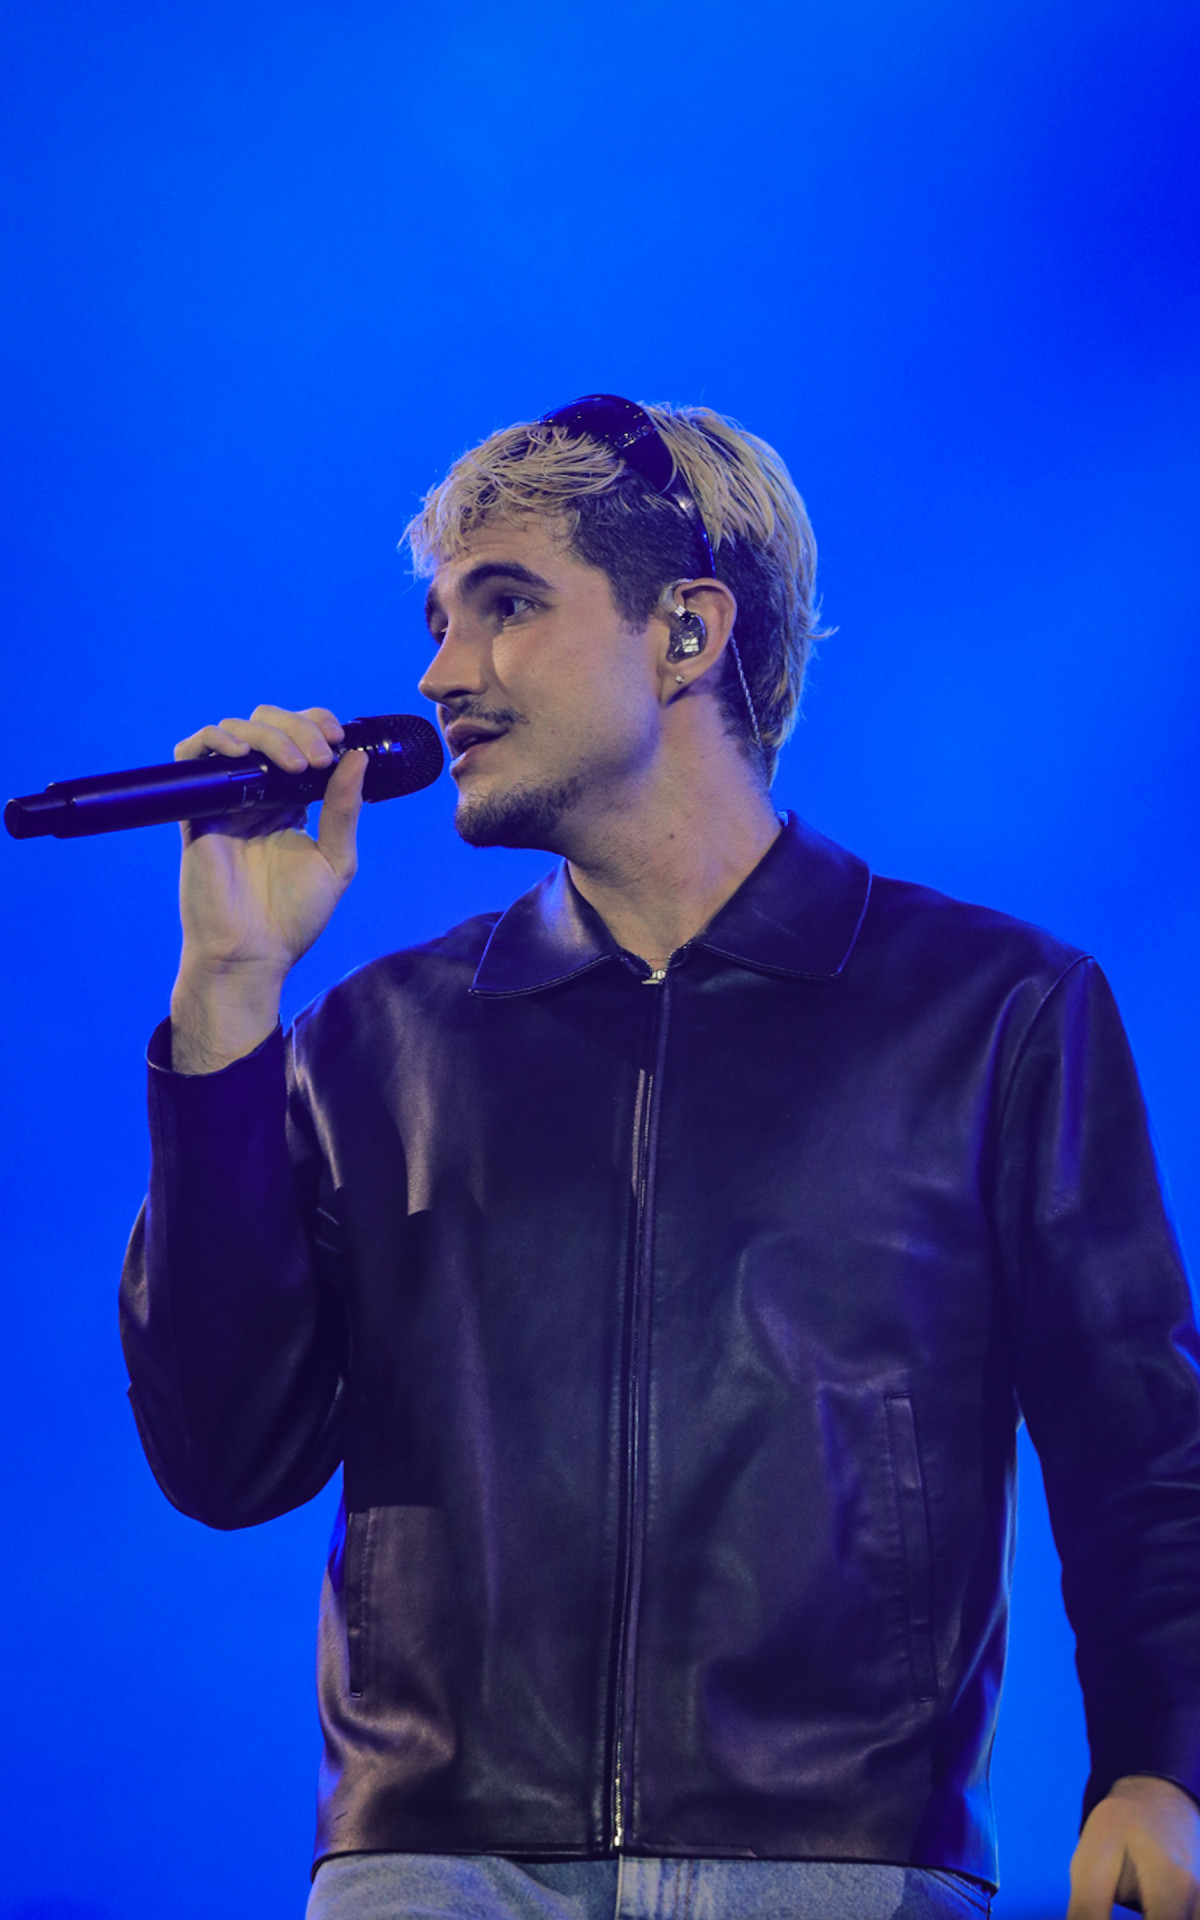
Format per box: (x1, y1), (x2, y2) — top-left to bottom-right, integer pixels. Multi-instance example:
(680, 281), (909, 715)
(174, 949), (290, 996)
(1107, 1773), (1200, 1809)
(170, 956), (286, 1075)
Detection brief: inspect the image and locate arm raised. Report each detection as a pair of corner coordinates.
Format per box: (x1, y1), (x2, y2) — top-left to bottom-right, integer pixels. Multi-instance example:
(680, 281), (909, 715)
(170, 703), (366, 1073)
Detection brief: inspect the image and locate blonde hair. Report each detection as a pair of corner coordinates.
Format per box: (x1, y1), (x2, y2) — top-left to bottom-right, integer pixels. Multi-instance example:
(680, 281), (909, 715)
(404, 403), (826, 777)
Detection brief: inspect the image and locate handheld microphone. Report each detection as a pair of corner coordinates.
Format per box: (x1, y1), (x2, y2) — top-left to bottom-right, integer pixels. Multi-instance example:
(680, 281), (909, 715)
(4, 714), (444, 840)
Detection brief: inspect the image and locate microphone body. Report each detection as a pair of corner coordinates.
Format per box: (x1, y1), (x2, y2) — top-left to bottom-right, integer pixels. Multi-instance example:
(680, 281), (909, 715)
(4, 714), (443, 840)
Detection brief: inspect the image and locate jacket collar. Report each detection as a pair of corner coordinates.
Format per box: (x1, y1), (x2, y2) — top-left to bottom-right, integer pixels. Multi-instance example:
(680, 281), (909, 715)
(470, 812), (872, 997)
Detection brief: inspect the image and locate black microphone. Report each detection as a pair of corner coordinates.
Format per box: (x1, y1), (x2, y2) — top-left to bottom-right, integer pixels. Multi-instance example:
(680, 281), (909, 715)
(4, 714), (444, 840)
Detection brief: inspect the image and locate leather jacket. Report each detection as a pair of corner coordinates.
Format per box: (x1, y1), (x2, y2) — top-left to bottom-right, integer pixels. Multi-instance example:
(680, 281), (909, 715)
(120, 815), (1200, 1887)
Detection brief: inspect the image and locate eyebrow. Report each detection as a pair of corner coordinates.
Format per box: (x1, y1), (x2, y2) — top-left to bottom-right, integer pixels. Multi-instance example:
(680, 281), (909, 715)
(424, 561), (554, 629)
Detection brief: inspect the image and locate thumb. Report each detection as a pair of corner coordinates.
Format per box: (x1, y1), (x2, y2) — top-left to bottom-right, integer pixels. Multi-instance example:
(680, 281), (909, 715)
(316, 748), (366, 881)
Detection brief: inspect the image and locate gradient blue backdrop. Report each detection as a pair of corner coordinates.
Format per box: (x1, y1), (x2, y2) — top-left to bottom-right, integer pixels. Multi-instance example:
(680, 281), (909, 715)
(2, 3), (1198, 1916)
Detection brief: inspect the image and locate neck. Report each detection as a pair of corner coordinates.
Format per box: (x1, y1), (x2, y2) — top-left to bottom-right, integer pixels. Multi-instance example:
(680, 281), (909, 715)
(564, 754), (782, 972)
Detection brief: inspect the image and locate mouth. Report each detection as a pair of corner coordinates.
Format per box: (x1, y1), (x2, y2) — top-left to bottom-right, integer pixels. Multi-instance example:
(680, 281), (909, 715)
(444, 719), (509, 772)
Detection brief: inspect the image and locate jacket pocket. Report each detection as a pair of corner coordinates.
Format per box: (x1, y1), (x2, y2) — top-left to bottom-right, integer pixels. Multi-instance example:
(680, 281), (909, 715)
(344, 1507), (374, 1699)
(885, 1393), (938, 1702)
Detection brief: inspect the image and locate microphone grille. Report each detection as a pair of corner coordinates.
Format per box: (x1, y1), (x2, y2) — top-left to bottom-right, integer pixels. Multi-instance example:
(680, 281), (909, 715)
(343, 714), (445, 801)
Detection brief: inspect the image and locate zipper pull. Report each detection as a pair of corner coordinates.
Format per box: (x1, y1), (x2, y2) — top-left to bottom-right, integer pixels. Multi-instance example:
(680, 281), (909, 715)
(642, 966), (668, 986)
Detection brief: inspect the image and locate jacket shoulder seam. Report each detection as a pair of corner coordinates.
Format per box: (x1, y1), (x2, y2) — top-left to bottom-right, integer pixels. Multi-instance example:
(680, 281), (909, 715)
(993, 951), (1096, 1135)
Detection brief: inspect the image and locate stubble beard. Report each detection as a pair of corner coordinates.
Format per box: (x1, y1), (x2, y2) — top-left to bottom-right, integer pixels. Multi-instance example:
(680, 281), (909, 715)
(453, 773), (587, 852)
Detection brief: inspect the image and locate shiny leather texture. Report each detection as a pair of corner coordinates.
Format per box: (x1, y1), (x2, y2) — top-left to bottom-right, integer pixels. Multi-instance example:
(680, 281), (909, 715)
(120, 815), (1200, 1887)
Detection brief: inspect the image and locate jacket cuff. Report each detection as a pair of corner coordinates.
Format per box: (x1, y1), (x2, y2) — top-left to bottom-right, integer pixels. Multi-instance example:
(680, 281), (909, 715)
(146, 1015), (283, 1077)
(1083, 1724), (1200, 1824)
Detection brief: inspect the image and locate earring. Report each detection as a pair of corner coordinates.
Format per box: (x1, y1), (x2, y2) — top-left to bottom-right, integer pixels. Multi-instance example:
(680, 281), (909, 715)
(666, 608), (707, 661)
(674, 673), (685, 684)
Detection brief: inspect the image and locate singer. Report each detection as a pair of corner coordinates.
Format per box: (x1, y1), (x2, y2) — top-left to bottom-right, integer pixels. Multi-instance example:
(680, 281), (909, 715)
(120, 398), (1200, 1920)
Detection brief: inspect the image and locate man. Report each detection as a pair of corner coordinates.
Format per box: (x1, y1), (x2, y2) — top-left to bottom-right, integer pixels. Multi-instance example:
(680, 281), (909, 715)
(121, 396), (1200, 1920)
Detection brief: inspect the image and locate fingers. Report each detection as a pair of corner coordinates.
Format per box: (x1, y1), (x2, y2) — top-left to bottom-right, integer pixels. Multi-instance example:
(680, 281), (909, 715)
(174, 705), (345, 768)
(1067, 1829), (1124, 1920)
(172, 704), (364, 883)
(316, 748), (366, 882)
(1069, 1781), (1200, 1920)
(1130, 1853), (1200, 1920)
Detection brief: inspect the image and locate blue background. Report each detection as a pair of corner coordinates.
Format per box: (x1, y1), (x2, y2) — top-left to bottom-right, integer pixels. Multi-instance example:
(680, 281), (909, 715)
(2, 2), (1198, 1915)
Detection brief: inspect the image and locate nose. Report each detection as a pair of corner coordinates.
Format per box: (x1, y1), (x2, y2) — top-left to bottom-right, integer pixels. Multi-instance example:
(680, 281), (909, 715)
(418, 620), (487, 711)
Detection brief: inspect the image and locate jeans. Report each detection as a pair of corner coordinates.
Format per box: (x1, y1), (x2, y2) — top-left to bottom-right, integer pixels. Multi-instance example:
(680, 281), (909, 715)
(306, 1852), (993, 1919)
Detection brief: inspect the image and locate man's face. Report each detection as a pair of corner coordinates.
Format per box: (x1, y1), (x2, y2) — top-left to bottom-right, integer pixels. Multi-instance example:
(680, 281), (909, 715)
(418, 517), (663, 853)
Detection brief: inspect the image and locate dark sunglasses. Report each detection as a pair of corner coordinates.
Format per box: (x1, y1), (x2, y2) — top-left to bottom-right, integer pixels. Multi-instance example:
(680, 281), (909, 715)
(540, 393), (718, 576)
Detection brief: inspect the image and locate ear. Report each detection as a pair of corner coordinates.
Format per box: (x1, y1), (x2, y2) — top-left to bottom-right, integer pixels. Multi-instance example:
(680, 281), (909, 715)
(653, 577), (740, 704)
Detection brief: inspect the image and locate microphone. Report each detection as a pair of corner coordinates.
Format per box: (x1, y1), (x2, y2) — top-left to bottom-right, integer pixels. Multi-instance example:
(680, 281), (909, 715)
(4, 713), (444, 840)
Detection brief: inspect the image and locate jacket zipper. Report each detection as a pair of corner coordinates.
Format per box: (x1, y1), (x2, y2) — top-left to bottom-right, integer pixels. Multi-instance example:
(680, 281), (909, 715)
(610, 965), (671, 1848)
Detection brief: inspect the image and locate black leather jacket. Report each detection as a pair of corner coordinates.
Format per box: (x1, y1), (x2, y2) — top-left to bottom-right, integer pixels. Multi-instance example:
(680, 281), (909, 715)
(120, 816), (1200, 1887)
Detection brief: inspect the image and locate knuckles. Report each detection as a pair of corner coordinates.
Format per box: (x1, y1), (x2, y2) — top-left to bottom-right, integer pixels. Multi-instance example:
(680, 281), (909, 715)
(182, 707), (343, 759)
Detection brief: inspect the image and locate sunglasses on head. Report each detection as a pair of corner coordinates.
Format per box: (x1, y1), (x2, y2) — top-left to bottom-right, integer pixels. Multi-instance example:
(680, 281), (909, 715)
(540, 393), (717, 576)
(539, 393), (765, 759)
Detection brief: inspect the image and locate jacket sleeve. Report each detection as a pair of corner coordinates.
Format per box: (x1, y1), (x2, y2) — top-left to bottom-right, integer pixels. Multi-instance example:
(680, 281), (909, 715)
(119, 1018), (349, 1530)
(994, 955), (1200, 1819)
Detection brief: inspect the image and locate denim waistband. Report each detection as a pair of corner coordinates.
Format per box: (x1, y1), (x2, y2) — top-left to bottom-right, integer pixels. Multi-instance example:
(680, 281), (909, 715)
(306, 1851), (993, 1920)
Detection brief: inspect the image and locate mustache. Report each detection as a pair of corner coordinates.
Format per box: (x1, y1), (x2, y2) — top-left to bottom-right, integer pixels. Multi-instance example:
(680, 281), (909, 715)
(438, 700), (527, 731)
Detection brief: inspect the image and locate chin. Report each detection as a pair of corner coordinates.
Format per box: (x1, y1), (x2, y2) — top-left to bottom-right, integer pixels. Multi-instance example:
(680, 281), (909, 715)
(454, 774), (585, 852)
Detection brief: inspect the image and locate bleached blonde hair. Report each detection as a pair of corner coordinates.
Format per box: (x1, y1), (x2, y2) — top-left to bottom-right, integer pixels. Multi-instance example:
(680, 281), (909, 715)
(404, 403), (825, 778)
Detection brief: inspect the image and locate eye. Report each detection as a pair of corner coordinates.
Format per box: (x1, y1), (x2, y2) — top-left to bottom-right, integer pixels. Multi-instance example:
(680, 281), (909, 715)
(495, 592), (538, 622)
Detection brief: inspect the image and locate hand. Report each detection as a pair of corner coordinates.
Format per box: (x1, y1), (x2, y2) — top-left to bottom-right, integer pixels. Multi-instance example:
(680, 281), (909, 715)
(169, 704), (366, 1072)
(1068, 1775), (1200, 1919)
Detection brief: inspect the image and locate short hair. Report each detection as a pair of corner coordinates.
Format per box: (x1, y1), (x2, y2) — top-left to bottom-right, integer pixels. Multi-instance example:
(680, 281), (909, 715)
(403, 403), (827, 781)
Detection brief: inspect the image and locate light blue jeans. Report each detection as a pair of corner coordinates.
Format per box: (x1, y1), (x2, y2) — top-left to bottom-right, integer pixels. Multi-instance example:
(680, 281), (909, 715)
(306, 1852), (992, 1919)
